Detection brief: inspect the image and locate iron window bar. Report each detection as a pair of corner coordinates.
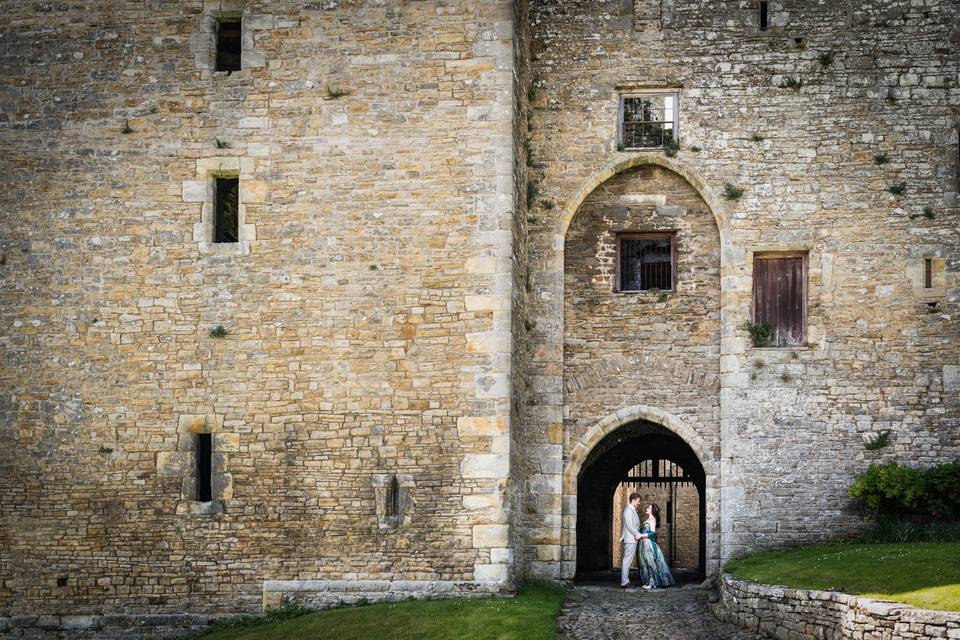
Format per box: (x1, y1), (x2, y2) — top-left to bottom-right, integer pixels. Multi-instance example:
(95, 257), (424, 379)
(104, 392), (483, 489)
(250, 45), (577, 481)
(619, 93), (678, 149)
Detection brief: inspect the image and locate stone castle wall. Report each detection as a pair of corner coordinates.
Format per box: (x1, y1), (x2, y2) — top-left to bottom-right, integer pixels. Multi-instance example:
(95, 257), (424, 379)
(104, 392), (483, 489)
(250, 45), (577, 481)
(1, 0), (960, 628)
(0, 0), (517, 619)
(519, 0), (960, 579)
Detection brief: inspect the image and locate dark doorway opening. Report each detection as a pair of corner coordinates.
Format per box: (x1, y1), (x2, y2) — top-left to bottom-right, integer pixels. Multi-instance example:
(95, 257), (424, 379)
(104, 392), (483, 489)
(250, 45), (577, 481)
(575, 420), (706, 582)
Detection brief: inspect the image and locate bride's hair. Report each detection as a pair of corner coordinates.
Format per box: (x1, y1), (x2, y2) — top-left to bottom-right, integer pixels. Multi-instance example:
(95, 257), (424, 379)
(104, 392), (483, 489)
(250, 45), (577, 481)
(649, 503), (661, 528)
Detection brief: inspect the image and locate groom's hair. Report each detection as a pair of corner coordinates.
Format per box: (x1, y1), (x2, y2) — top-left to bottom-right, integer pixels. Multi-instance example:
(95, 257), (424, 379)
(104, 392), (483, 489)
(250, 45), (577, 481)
(628, 492), (641, 502)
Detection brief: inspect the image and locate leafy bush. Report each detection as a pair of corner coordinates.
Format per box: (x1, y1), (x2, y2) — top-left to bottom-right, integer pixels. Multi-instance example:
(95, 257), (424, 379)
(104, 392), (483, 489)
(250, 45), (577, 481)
(922, 459), (960, 520)
(848, 460), (960, 520)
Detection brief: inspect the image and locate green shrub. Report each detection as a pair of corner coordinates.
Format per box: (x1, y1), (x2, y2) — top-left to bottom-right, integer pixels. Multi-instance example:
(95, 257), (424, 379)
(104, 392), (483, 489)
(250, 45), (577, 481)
(922, 459), (960, 520)
(848, 460), (960, 520)
(848, 461), (924, 517)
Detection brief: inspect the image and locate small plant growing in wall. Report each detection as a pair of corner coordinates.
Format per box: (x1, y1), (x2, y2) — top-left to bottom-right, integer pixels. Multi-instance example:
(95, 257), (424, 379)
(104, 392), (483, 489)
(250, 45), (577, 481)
(818, 51), (834, 67)
(923, 206), (936, 220)
(873, 153), (889, 165)
(780, 76), (803, 91)
(745, 320), (771, 348)
(527, 72), (540, 103)
(864, 430), (892, 451)
(526, 181), (540, 209)
(324, 85), (350, 100)
(120, 119), (134, 134)
(723, 182), (744, 200)
(663, 138), (680, 158)
(780, 371), (793, 383)
(215, 137), (229, 149)
(885, 88), (897, 104)
(689, 145), (702, 153)
(656, 292), (669, 303)
(750, 134), (765, 143)
(98, 446), (114, 454)
(616, 142), (626, 152)
(209, 325), (230, 338)
(540, 199), (555, 210)
(887, 182), (906, 196)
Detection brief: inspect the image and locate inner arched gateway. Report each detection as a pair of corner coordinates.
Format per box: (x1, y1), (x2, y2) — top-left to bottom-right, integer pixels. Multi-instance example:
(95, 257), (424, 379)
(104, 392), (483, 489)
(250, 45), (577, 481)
(576, 421), (706, 580)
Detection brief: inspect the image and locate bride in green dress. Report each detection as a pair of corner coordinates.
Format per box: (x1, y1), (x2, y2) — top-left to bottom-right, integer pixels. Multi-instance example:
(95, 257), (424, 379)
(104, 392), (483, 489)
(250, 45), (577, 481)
(638, 503), (676, 589)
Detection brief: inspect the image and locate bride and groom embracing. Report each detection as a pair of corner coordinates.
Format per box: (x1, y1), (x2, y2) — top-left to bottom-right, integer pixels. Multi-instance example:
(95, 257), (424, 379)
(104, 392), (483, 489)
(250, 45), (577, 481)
(620, 492), (676, 590)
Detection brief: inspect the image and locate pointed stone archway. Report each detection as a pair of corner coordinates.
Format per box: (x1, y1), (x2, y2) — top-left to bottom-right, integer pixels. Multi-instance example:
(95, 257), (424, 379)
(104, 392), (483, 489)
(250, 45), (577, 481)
(561, 405), (720, 579)
(521, 153), (747, 581)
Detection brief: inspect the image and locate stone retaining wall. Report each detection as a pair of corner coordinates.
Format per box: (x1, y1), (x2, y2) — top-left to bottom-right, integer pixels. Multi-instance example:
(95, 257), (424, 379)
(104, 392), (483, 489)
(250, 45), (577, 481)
(0, 613), (215, 640)
(712, 574), (960, 640)
(262, 579), (508, 609)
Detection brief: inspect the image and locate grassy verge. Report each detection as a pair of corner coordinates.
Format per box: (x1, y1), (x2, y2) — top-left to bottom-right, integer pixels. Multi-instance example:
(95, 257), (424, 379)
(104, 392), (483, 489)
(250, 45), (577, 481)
(195, 585), (566, 640)
(724, 542), (960, 612)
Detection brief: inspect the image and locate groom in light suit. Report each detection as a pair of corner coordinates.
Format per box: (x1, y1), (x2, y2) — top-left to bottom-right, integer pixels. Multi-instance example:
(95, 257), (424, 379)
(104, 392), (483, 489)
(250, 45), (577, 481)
(620, 492), (643, 588)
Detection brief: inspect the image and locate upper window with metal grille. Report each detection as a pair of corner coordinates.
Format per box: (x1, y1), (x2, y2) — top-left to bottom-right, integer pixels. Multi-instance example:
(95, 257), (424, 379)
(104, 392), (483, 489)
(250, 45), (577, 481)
(619, 93), (678, 149)
(617, 234), (675, 292)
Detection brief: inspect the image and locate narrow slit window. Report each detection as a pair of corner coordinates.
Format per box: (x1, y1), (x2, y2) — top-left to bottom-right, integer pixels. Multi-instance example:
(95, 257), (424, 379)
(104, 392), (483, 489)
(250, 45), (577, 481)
(752, 254), (807, 347)
(386, 475), (400, 518)
(620, 93), (679, 149)
(214, 177), (239, 244)
(924, 258), (933, 289)
(196, 433), (213, 502)
(665, 500), (673, 525)
(216, 19), (242, 72)
(617, 233), (675, 292)
(759, 1), (769, 30)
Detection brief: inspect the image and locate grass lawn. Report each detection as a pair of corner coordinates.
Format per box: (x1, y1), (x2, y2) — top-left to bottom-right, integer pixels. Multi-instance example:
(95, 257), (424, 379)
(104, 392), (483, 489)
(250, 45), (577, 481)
(196, 586), (565, 640)
(724, 542), (960, 612)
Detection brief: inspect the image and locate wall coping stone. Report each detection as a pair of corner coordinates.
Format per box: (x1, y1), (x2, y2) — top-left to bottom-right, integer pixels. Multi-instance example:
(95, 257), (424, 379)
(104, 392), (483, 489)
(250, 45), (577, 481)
(263, 579), (507, 594)
(262, 579), (511, 611)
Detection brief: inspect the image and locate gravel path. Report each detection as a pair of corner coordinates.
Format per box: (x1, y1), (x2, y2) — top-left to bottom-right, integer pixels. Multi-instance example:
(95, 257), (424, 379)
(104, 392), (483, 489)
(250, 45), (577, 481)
(557, 584), (764, 640)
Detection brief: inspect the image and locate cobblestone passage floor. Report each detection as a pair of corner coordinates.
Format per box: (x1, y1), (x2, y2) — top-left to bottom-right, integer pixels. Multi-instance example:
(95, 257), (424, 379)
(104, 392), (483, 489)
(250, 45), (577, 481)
(557, 585), (764, 640)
